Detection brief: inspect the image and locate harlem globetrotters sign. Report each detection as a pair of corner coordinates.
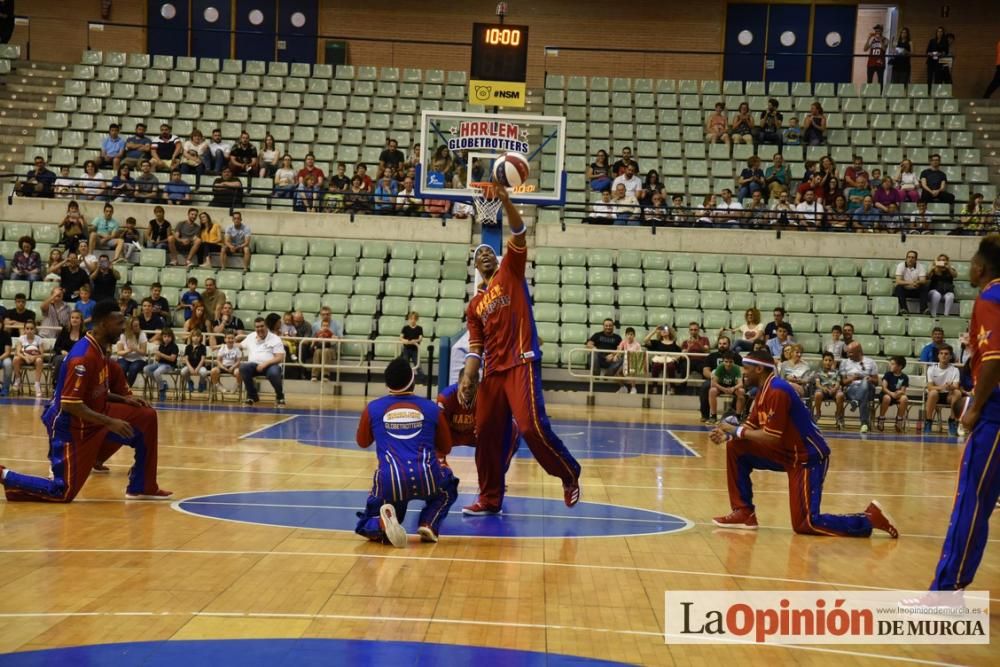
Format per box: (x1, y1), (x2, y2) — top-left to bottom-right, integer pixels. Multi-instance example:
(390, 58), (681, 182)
(447, 121), (529, 155)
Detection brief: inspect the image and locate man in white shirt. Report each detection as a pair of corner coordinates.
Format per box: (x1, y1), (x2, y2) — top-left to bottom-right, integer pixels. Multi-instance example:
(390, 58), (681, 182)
(588, 190), (616, 223)
(611, 183), (641, 226)
(923, 344), (962, 436)
(239, 317), (286, 406)
(611, 163), (644, 200)
(839, 341), (879, 432)
(770, 190), (794, 226)
(716, 188), (745, 225)
(794, 189), (825, 228)
(894, 249), (928, 314)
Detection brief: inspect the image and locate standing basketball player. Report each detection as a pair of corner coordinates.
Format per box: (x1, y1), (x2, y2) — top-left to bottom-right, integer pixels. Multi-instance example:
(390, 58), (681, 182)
(925, 235), (1000, 593)
(0, 301), (171, 502)
(710, 349), (898, 538)
(460, 181), (582, 514)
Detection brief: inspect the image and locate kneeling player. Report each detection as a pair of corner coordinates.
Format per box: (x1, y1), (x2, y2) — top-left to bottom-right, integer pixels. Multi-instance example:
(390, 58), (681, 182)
(354, 357), (459, 546)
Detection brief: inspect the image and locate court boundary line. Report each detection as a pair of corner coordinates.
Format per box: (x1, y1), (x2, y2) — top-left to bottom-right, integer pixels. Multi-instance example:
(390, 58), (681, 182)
(238, 415), (298, 440)
(665, 429), (701, 457)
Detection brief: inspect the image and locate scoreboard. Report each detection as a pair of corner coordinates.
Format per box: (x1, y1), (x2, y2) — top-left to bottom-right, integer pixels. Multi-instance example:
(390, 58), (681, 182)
(469, 22), (529, 108)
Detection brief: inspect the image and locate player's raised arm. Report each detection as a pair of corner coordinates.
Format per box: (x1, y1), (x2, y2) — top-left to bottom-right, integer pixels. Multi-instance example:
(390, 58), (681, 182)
(493, 176), (526, 249)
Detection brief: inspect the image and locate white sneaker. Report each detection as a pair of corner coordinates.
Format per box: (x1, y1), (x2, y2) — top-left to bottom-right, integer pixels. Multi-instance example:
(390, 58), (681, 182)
(860, 424), (869, 433)
(629, 387), (637, 394)
(617, 386), (628, 394)
(379, 504), (407, 548)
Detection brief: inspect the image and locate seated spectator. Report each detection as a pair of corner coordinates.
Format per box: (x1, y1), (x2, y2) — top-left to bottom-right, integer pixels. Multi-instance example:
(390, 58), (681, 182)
(923, 344), (961, 435)
(399, 310), (423, 370)
(919, 153), (955, 204)
(116, 315), (148, 387)
(240, 317), (286, 406)
(134, 160), (161, 204)
(354, 163), (374, 192)
(779, 344), (812, 397)
(696, 194), (717, 224)
(707, 352), (745, 422)
(927, 254), (957, 317)
(729, 102), (754, 144)
(770, 190), (794, 225)
(878, 355), (910, 432)
(169, 208), (202, 266)
(17, 155), (56, 197)
(612, 163), (644, 199)
(273, 154), (298, 200)
(825, 324), (845, 359)
(764, 153), (789, 199)
(894, 249), (929, 314)
(164, 169), (192, 205)
(782, 116), (802, 146)
(959, 193), (987, 234)
(228, 131), (258, 179)
(77, 239), (99, 274)
(611, 147), (639, 176)
(847, 174), (872, 211)
(669, 194), (691, 225)
(587, 149), (612, 191)
(823, 177), (842, 207)
(210, 167), (244, 209)
(51, 310), (85, 390)
(258, 134), (280, 179)
(586, 190), (616, 224)
(74, 283), (97, 329)
(378, 138), (405, 178)
(640, 169), (664, 206)
(873, 176), (903, 212)
(322, 161), (350, 210)
(57, 252), (89, 302)
(727, 307), (763, 352)
(89, 254), (120, 302)
(395, 176), (422, 216)
(77, 160), (108, 201)
(736, 156), (765, 201)
(844, 154), (869, 192)
(697, 335), (741, 422)
(919, 327), (947, 362)
(117, 283), (139, 318)
(205, 128), (230, 175)
(794, 189), (824, 228)
(373, 174), (399, 214)
(345, 176), (374, 213)
(851, 195), (881, 230)
(123, 123), (153, 169)
(644, 325), (681, 394)
(211, 302), (246, 342)
(894, 158), (920, 202)
(839, 341), (878, 432)
(143, 327), (178, 400)
(765, 307), (792, 340)
(644, 191), (669, 225)
(198, 212), (223, 268)
(817, 155), (838, 185)
(310, 317), (338, 382)
(612, 183), (641, 226)
(53, 166), (75, 198)
(613, 327), (644, 394)
(40, 284), (72, 332)
(705, 102), (730, 144)
(587, 319), (623, 378)
(11, 320), (45, 397)
(716, 189), (744, 226)
(220, 212), (252, 271)
(179, 128), (209, 175)
(881, 202), (904, 232)
(211, 331), (243, 392)
(10, 237), (42, 282)
(295, 173), (321, 212)
(88, 203), (120, 254)
(3, 292), (36, 335)
(42, 248), (64, 282)
(827, 195), (852, 230)
(180, 328), (209, 393)
(812, 351), (843, 422)
(150, 123), (181, 172)
(682, 321), (712, 377)
(802, 102), (827, 145)
(109, 164), (136, 202)
(841, 322), (856, 350)
(753, 98), (783, 151)
(98, 122), (125, 172)
(744, 190), (768, 226)
(795, 173), (825, 204)
(297, 152), (326, 187)
(136, 298), (167, 340)
(766, 323), (793, 360)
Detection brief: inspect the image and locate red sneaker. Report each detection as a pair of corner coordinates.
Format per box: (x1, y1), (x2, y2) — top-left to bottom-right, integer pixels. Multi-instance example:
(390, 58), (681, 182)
(898, 590), (965, 609)
(712, 507), (759, 530)
(864, 500), (899, 538)
(564, 483), (581, 508)
(462, 501), (502, 516)
(417, 524), (439, 543)
(92, 462), (110, 474)
(125, 489), (174, 500)
(378, 504), (407, 548)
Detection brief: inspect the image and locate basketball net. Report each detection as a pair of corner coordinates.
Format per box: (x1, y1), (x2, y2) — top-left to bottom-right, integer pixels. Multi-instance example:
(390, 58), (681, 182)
(471, 182), (504, 226)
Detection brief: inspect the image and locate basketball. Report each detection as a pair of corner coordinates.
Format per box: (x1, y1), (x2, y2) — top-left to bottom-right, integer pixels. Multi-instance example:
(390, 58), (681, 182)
(492, 152), (530, 188)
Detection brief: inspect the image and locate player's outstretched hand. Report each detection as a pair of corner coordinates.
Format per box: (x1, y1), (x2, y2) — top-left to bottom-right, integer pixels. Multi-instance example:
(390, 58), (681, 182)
(107, 418), (135, 439)
(490, 173), (510, 201)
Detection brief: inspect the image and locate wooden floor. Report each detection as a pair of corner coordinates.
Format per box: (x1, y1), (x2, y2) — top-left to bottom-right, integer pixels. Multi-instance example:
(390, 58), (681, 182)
(0, 395), (997, 666)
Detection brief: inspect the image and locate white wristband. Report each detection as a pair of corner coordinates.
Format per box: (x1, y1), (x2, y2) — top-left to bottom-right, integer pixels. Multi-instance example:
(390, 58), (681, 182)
(736, 426), (746, 439)
(464, 352), (482, 361)
(510, 225), (526, 236)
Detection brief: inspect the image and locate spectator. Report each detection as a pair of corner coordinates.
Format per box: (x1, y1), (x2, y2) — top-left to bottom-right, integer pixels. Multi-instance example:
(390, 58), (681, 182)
(164, 169), (192, 205)
(764, 153), (789, 200)
(878, 355), (910, 432)
(273, 154), (297, 200)
(109, 164), (136, 202)
(53, 166), (75, 198)
(240, 316), (286, 406)
(754, 98), (783, 152)
(400, 311), (424, 370)
(613, 327), (644, 395)
(891, 27), (913, 84)
(17, 155), (56, 197)
(794, 188), (824, 228)
(766, 323), (793, 360)
(644, 325), (681, 394)
(116, 315), (148, 387)
(812, 351), (844, 423)
(85, 203), (118, 255)
(310, 317), (338, 382)
(169, 208), (202, 266)
(378, 138), (405, 177)
(76, 159), (108, 201)
(927, 254), (958, 318)
(764, 307), (792, 339)
(134, 160), (161, 204)
(852, 195), (881, 230)
(729, 101), (754, 144)
(611, 183), (641, 226)
(176, 277), (201, 322)
(894, 158), (920, 202)
(10, 236), (41, 282)
(612, 163), (643, 199)
(205, 128), (230, 174)
(826, 325), (846, 359)
(584, 150), (613, 193)
(258, 134), (280, 179)
(705, 102), (729, 145)
(698, 336), (742, 422)
(823, 176), (843, 207)
(57, 252), (89, 302)
(745, 190), (768, 226)
(864, 24), (889, 84)
(841, 322), (856, 350)
(828, 195), (851, 230)
(228, 131), (258, 179)
(795, 173), (825, 205)
(395, 176), (422, 216)
(770, 190), (794, 226)
(322, 161), (350, 210)
(843, 155), (868, 192)
(198, 211), (223, 268)
(926, 26), (953, 89)
(123, 123), (153, 169)
(294, 173), (321, 212)
(373, 174), (399, 214)
(894, 249), (928, 314)
(923, 344), (961, 435)
(736, 156), (765, 201)
(644, 191), (669, 225)
(640, 169), (664, 206)
(779, 344), (812, 397)
(117, 283), (138, 318)
(696, 194), (718, 224)
(919, 327), (948, 363)
(839, 341), (878, 432)
(51, 310), (85, 390)
(847, 174), (872, 211)
(354, 163), (374, 192)
(587, 319), (623, 378)
(881, 202), (904, 232)
(958, 193), (987, 234)
(210, 167), (243, 209)
(0, 320), (11, 396)
(3, 292), (35, 335)
(40, 285), (71, 333)
(611, 147), (639, 176)
(669, 194), (691, 225)
(74, 283), (96, 329)
(707, 351), (745, 423)
(43, 248), (65, 282)
(802, 102), (827, 146)
(586, 190), (615, 224)
(311, 305), (343, 339)
(919, 153), (955, 204)
(149, 123), (181, 172)
(344, 176), (373, 213)
(210, 331), (243, 392)
(817, 155), (839, 185)
(716, 189), (744, 226)
(143, 327), (178, 400)
(98, 122), (125, 172)
(199, 277), (226, 321)
(77, 239), (99, 274)
(136, 298), (167, 340)
(297, 152), (326, 187)
(211, 302), (246, 341)
(180, 328), (209, 394)
(179, 128), (208, 175)
(873, 176), (902, 213)
(11, 320), (45, 397)
(89, 254), (119, 302)
(220, 211), (252, 272)
(682, 321), (712, 377)
(782, 116), (802, 146)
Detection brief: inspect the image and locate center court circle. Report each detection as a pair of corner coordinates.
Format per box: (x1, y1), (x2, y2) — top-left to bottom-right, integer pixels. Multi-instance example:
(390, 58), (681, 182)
(174, 490), (692, 539)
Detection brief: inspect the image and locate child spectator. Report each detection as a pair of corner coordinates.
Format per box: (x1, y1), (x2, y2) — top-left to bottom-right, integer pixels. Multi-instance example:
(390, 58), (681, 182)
(180, 328), (209, 394)
(210, 331), (242, 394)
(878, 356), (910, 433)
(782, 116), (802, 146)
(178, 277), (201, 320)
(11, 320), (45, 397)
(400, 311), (424, 371)
(144, 328), (178, 401)
(54, 166), (75, 198)
(74, 284), (95, 329)
(707, 352), (745, 423)
(812, 351), (843, 423)
(311, 317), (338, 382)
(615, 327), (644, 395)
(825, 325), (845, 359)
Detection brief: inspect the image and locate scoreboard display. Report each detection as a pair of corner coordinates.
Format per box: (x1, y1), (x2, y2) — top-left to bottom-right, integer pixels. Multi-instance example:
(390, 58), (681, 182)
(469, 22), (529, 107)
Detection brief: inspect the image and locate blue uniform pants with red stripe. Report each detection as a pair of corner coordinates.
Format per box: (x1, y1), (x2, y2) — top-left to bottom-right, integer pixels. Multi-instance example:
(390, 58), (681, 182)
(3, 402), (162, 502)
(931, 418), (1000, 590)
(355, 466), (459, 541)
(474, 361), (581, 508)
(726, 437), (872, 536)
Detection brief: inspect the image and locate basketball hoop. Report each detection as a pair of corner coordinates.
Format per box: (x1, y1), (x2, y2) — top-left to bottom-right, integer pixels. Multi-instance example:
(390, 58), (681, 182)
(471, 182), (503, 225)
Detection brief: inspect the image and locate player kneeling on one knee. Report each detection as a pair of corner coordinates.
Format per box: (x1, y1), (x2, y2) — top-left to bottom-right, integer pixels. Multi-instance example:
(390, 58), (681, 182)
(354, 357), (459, 547)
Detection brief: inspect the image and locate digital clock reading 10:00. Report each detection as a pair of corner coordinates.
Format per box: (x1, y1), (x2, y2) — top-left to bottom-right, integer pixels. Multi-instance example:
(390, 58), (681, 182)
(484, 27), (521, 46)
(471, 22), (529, 83)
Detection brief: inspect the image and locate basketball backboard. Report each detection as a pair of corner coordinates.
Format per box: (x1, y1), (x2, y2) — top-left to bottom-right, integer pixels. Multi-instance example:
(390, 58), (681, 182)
(415, 110), (566, 205)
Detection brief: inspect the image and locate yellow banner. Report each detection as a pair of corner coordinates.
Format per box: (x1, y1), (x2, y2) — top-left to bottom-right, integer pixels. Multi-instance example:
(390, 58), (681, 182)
(468, 80), (527, 108)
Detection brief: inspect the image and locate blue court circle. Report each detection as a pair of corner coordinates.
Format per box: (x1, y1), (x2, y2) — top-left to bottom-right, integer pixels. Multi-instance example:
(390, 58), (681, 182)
(0, 639), (632, 666)
(175, 490), (692, 539)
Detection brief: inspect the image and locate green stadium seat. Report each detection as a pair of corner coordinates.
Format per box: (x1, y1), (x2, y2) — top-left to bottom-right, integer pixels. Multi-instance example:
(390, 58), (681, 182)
(617, 268), (643, 288)
(796, 333), (822, 354)
(780, 276), (807, 294)
(802, 258), (829, 276)
(644, 270), (669, 289)
(298, 275), (325, 294)
(534, 265), (560, 284)
(866, 278), (894, 297)
(816, 314), (842, 332)
(589, 267), (614, 286)
(590, 286), (615, 305)
(882, 337), (913, 358)
(728, 293), (754, 312)
(326, 275), (353, 294)
(939, 319), (968, 339)
(725, 275), (751, 293)
(534, 303), (559, 323)
(749, 257), (775, 274)
(140, 248), (167, 267)
(835, 277), (863, 295)
(671, 272), (698, 290)
(848, 315), (875, 334)
(642, 252), (668, 271)
(276, 256), (303, 275)
(237, 291), (266, 312)
(619, 307), (647, 328)
(812, 295), (840, 314)
(805, 277), (834, 295)
(698, 274), (725, 291)
(829, 259), (858, 276)
(871, 297), (899, 315)
(854, 334), (881, 355)
(669, 255), (696, 272)
(266, 292), (293, 312)
(561, 304), (587, 323)
(701, 292), (727, 310)
(723, 256), (748, 274)
(646, 289), (671, 308)
(752, 275), (779, 293)
(840, 296), (868, 314)
(861, 259), (891, 278)
(785, 294), (811, 313)
(618, 250), (642, 269)
(776, 258), (802, 275)
(755, 293), (782, 312)
(215, 272), (243, 291)
(563, 285), (587, 304)
(248, 255), (276, 274)
(271, 274), (298, 294)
